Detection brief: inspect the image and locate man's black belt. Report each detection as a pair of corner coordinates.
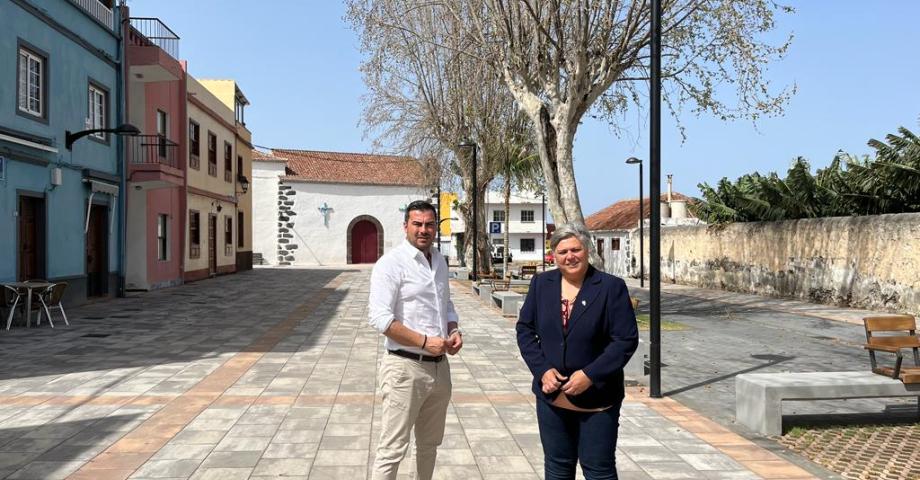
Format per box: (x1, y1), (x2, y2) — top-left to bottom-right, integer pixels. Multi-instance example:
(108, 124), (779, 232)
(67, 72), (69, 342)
(388, 349), (444, 362)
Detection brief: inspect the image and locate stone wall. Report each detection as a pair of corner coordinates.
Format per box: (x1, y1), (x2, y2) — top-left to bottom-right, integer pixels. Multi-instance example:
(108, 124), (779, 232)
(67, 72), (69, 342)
(277, 184), (298, 265)
(635, 213), (920, 313)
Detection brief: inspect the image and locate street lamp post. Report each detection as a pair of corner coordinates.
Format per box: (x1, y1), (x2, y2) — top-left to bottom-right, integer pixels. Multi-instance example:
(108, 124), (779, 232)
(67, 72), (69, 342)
(459, 141), (478, 280)
(541, 190), (546, 271)
(626, 157), (644, 288)
(649, 0), (663, 398)
(436, 184), (441, 251)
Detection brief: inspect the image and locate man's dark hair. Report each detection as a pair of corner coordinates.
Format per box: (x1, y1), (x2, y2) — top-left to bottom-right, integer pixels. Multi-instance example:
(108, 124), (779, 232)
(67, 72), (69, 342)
(404, 200), (437, 222)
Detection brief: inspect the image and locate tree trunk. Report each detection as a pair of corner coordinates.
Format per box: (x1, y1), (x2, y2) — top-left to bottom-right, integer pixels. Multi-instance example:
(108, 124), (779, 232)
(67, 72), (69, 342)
(526, 105), (605, 270)
(458, 176), (492, 275)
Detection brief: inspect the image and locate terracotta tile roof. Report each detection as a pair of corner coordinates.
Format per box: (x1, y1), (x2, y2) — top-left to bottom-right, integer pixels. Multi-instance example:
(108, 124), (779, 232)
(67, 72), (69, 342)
(251, 149), (288, 162)
(267, 149), (428, 187)
(586, 193), (694, 231)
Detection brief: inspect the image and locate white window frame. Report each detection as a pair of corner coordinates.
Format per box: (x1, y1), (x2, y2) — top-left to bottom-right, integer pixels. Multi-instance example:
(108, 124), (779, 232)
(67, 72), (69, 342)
(18, 48), (44, 117)
(520, 210), (535, 223)
(89, 84), (107, 139)
(493, 210), (505, 222)
(157, 214), (169, 261)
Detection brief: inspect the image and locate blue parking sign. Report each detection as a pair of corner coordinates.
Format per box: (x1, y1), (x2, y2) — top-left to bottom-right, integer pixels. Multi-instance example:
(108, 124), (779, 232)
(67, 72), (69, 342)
(489, 221), (502, 234)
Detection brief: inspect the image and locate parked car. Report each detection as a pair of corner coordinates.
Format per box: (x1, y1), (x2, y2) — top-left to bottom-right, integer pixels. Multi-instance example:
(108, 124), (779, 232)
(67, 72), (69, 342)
(491, 245), (512, 265)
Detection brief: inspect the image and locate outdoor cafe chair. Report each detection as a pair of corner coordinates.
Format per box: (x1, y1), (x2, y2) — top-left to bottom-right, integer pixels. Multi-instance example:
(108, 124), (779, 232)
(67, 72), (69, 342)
(36, 282), (68, 328)
(3, 284), (24, 330)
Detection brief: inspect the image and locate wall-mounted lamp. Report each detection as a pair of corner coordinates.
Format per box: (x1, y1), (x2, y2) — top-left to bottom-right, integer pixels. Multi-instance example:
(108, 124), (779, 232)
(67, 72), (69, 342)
(66, 123), (140, 150)
(236, 174), (250, 195)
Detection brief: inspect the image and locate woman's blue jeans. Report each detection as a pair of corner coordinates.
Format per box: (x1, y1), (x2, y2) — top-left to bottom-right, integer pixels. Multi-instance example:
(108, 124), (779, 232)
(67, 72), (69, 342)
(536, 399), (622, 480)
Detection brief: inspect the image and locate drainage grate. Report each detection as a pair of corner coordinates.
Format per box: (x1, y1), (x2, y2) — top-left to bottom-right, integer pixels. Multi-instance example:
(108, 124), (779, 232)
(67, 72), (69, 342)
(81, 333), (111, 338)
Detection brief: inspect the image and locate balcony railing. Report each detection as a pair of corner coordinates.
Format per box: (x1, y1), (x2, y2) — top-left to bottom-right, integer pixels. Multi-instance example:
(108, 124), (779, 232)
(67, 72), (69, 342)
(127, 135), (178, 169)
(71, 0), (114, 30)
(129, 17), (180, 60)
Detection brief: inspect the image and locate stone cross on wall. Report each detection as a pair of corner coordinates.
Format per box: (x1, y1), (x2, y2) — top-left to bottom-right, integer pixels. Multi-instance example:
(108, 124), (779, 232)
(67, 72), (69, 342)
(318, 202), (333, 227)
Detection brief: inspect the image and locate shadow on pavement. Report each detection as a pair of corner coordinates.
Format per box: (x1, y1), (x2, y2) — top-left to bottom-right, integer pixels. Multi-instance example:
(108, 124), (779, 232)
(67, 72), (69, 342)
(784, 402), (920, 431)
(0, 268), (353, 383)
(0, 414), (141, 478)
(663, 353), (796, 397)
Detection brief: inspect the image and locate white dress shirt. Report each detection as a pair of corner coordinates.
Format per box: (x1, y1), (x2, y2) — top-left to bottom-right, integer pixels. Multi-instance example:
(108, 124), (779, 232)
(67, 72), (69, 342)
(368, 239), (459, 354)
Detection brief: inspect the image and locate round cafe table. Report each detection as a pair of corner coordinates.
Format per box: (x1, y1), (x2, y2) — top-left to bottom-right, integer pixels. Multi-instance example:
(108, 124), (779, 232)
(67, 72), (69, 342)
(2, 281), (52, 329)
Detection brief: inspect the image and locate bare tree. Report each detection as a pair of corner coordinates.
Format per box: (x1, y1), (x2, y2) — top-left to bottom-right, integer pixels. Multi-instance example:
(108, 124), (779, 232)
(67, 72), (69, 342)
(445, 0), (794, 266)
(494, 115), (541, 278)
(347, 1), (528, 272)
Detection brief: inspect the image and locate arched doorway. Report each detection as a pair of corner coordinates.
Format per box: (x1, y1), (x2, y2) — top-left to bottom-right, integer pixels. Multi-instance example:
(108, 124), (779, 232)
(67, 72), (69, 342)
(348, 216), (383, 264)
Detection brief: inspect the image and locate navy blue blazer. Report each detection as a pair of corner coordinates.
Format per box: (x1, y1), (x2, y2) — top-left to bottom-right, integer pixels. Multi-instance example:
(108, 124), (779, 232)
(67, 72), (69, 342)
(516, 266), (639, 409)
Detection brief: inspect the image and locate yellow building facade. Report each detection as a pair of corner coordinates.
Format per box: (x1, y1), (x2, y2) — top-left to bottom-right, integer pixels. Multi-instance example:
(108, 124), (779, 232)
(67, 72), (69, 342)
(184, 75), (239, 281)
(199, 79), (253, 270)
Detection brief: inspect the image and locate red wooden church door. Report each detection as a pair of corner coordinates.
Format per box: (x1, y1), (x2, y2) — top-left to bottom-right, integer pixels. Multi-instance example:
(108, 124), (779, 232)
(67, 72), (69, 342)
(351, 220), (378, 263)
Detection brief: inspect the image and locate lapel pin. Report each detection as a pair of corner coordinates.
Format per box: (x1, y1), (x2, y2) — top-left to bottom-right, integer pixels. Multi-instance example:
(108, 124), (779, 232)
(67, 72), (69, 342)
(581, 300), (586, 306)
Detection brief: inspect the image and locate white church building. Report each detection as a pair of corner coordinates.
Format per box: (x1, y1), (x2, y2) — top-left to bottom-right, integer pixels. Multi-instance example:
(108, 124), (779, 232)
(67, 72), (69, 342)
(252, 149), (431, 266)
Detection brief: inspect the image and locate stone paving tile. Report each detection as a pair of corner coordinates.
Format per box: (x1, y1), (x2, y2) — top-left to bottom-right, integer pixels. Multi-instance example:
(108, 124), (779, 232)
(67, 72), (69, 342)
(0, 268), (828, 479)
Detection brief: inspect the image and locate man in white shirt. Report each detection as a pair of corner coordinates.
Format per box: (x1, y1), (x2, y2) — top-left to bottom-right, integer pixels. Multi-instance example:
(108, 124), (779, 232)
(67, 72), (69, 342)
(368, 200), (462, 480)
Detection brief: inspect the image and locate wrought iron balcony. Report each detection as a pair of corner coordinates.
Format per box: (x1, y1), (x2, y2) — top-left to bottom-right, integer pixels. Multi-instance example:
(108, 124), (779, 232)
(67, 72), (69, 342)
(127, 135), (178, 169)
(128, 17), (180, 60)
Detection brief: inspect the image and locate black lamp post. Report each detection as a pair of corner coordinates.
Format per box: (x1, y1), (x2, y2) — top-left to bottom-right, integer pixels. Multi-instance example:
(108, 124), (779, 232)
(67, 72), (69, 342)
(66, 123), (140, 150)
(649, 0), (663, 399)
(459, 141), (478, 280)
(541, 190), (546, 271)
(626, 157), (644, 288)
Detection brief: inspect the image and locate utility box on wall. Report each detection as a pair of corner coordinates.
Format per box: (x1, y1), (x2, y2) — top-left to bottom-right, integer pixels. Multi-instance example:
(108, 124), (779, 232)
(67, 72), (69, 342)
(50, 167), (63, 187)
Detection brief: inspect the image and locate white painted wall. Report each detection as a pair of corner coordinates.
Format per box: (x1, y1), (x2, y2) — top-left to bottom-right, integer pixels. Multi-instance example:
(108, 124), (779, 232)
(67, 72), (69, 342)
(251, 164), (429, 266)
(125, 188), (148, 289)
(591, 230), (633, 277)
(285, 182), (427, 265)
(252, 160), (285, 265)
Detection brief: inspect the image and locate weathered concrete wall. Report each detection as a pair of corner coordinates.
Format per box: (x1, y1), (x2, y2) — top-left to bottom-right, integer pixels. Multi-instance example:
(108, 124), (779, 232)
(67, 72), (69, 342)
(635, 213), (920, 313)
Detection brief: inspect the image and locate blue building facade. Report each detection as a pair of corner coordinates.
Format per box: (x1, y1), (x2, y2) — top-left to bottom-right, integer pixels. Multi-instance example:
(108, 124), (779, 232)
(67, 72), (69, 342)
(1, 0), (124, 305)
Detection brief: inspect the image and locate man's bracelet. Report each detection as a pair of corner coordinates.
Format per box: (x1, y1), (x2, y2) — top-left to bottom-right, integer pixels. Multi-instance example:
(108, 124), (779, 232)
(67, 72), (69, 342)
(421, 335), (428, 349)
(448, 328), (462, 337)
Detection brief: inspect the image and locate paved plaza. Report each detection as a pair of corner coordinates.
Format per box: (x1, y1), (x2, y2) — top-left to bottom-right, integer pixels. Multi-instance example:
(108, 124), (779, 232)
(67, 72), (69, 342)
(624, 279), (918, 432)
(0, 267), (829, 479)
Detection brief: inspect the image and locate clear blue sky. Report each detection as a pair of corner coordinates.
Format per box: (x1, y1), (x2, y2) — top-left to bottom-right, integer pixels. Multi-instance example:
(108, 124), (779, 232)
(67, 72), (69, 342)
(128, 1), (920, 216)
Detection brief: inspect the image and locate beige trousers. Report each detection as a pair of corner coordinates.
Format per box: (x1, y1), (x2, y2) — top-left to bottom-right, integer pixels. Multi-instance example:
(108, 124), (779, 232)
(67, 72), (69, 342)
(372, 353), (452, 480)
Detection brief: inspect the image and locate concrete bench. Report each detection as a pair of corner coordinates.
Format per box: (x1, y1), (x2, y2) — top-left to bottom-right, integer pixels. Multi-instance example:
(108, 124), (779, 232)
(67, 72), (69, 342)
(492, 291), (523, 316)
(624, 338), (648, 384)
(736, 371), (920, 436)
(476, 283), (493, 304)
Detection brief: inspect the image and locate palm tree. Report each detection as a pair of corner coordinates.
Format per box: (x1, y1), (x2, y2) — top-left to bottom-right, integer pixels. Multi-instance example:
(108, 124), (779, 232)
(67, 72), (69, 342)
(691, 122), (920, 224)
(490, 117), (541, 279)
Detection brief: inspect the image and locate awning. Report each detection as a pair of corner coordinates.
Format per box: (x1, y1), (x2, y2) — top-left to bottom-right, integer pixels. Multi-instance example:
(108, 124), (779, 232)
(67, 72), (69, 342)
(84, 179), (119, 234)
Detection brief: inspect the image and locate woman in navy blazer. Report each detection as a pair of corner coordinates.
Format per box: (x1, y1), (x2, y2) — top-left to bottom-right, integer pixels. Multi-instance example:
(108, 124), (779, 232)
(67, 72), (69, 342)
(516, 224), (638, 480)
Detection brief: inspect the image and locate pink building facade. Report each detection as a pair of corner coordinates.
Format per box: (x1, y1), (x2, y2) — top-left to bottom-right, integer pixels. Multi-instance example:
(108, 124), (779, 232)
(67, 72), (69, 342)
(123, 14), (187, 290)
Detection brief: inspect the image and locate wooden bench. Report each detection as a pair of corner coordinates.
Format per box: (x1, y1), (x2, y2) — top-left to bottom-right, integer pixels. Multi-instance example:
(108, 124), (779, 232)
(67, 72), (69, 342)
(735, 371), (920, 436)
(520, 265), (538, 278)
(864, 314), (920, 384)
